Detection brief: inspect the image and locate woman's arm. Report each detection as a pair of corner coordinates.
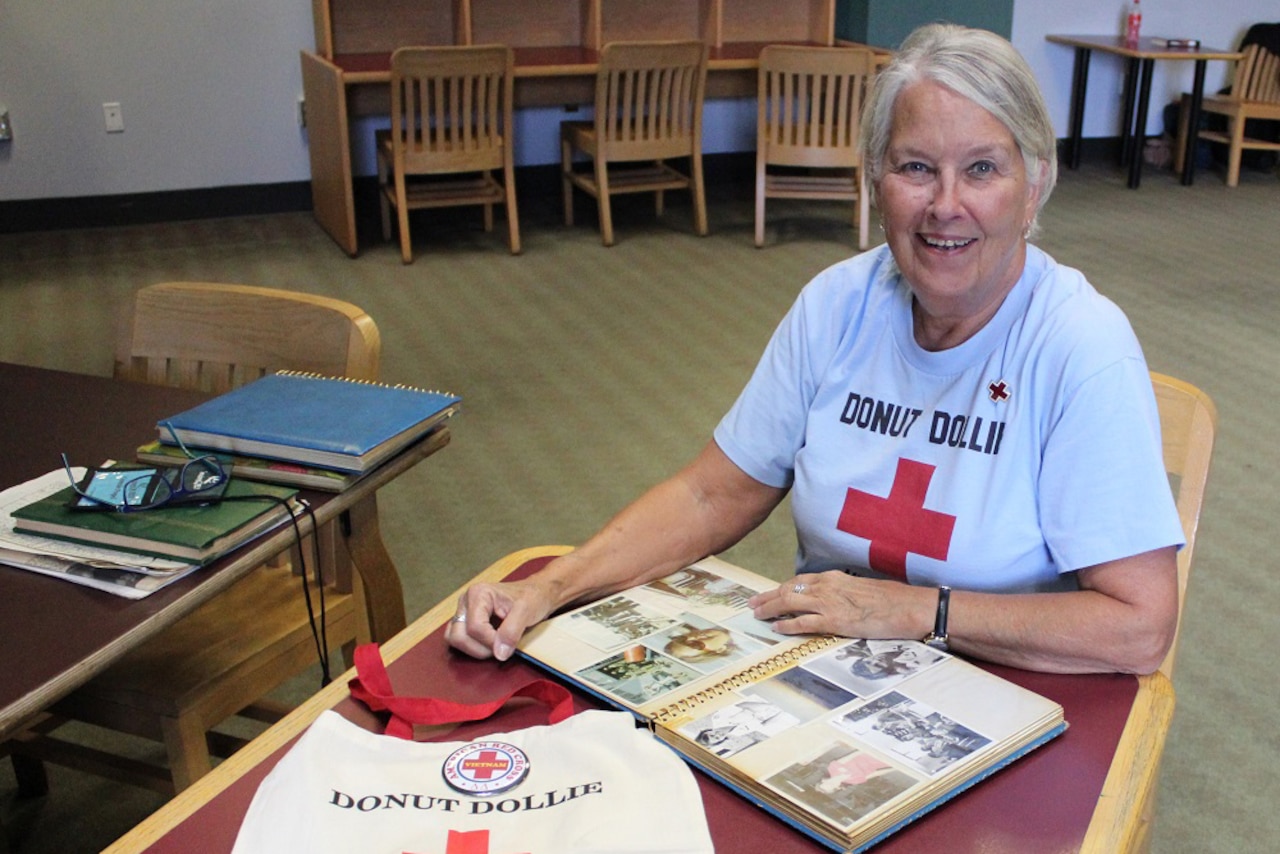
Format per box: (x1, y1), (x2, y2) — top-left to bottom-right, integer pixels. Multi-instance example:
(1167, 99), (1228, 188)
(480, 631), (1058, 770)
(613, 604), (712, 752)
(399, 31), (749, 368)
(751, 546), (1179, 674)
(447, 440), (788, 660)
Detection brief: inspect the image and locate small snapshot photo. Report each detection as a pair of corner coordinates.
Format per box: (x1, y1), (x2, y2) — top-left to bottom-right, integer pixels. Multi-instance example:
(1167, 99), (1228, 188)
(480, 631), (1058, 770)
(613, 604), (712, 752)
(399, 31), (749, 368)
(644, 614), (765, 674)
(720, 609), (785, 647)
(746, 667), (859, 723)
(575, 645), (702, 706)
(764, 742), (916, 829)
(803, 639), (944, 697)
(678, 694), (800, 758)
(644, 565), (757, 610)
(564, 594), (679, 651)
(832, 691), (991, 776)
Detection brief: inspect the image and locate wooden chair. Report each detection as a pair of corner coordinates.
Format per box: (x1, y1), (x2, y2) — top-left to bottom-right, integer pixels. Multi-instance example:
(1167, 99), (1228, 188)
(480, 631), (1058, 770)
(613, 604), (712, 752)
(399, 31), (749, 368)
(1149, 372), (1217, 680)
(755, 45), (875, 250)
(8, 282), (386, 794)
(561, 40), (709, 247)
(1126, 373), (1216, 853)
(376, 45), (520, 262)
(1174, 42), (1280, 187)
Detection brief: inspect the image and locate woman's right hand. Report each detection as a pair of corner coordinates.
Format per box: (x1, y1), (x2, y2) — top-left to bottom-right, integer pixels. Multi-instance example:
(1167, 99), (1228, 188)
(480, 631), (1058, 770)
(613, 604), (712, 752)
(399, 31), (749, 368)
(444, 575), (563, 661)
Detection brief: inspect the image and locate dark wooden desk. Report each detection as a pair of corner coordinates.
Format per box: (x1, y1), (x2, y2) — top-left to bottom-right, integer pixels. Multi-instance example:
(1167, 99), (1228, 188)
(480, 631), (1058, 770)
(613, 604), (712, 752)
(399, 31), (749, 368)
(0, 362), (449, 741)
(108, 547), (1174, 854)
(1047, 35), (1242, 188)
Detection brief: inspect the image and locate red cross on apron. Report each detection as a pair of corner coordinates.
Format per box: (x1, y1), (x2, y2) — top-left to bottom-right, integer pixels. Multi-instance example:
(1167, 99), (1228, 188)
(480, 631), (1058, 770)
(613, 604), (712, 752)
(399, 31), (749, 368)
(408, 828), (529, 854)
(836, 458), (956, 580)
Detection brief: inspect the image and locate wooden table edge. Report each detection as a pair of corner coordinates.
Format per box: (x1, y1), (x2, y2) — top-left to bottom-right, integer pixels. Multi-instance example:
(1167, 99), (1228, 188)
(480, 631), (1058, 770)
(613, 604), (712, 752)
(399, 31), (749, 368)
(101, 544), (573, 853)
(1045, 34), (1243, 61)
(1079, 670), (1175, 853)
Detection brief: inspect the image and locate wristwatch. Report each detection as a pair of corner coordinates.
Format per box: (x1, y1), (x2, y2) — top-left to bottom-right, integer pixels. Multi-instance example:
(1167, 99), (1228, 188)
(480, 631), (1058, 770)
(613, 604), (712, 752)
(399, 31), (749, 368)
(922, 586), (951, 651)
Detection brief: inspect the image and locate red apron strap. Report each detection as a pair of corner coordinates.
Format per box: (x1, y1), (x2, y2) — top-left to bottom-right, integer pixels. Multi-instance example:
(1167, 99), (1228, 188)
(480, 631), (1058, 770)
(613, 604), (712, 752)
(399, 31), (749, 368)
(349, 643), (575, 739)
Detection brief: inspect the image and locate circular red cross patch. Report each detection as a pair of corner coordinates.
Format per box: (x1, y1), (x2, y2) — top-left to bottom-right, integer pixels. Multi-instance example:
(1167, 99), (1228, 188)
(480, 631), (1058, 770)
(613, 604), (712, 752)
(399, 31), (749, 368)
(441, 740), (530, 796)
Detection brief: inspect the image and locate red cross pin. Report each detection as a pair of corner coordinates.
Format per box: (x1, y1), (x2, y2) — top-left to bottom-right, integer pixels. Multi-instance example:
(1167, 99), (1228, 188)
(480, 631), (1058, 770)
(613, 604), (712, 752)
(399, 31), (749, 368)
(988, 380), (1011, 402)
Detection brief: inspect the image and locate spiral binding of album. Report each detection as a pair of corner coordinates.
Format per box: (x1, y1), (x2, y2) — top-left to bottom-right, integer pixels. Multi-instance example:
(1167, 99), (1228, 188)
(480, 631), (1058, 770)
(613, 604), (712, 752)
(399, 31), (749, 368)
(274, 370), (459, 400)
(649, 634), (844, 725)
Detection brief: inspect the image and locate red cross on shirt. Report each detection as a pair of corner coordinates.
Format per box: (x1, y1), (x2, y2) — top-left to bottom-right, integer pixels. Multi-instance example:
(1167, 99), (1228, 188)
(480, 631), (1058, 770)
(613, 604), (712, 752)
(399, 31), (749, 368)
(836, 458), (956, 580)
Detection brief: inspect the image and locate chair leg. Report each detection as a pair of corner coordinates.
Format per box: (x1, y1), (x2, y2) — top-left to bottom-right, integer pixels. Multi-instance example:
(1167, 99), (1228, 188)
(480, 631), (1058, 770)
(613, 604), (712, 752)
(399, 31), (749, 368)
(11, 752), (50, 798)
(1226, 118), (1244, 188)
(655, 161), (666, 218)
(377, 149), (392, 242)
(482, 172), (495, 233)
(561, 133), (576, 227)
(394, 172), (413, 264)
(503, 161), (521, 255)
(754, 152), (767, 248)
(160, 715), (212, 793)
(1173, 94), (1191, 176)
(690, 154), (708, 237)
(595, 157), (615, 247)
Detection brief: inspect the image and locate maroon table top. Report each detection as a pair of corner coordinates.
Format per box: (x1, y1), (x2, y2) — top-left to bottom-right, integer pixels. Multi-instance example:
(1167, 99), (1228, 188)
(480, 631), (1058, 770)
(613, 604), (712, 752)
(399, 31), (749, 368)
(0, 363), (354, 735)
(140, 556), (1138, 854)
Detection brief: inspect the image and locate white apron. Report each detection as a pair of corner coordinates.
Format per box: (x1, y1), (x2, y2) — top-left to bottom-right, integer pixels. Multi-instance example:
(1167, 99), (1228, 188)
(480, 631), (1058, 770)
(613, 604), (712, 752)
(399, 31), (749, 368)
(232, 645), (714, 854)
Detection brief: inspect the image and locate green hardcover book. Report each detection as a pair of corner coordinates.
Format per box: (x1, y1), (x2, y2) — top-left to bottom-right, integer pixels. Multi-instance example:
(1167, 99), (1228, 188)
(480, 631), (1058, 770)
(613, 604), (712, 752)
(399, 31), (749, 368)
(11, 478), (299, 564)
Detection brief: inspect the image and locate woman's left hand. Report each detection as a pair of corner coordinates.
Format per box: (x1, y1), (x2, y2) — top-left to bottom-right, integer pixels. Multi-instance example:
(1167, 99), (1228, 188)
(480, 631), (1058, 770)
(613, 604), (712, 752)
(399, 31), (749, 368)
(749, 571), (936, 640)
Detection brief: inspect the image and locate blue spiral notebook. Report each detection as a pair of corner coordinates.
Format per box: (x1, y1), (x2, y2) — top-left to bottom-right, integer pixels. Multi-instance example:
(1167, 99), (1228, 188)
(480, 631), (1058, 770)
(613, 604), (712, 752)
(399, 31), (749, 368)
(158, 371), (460, 473)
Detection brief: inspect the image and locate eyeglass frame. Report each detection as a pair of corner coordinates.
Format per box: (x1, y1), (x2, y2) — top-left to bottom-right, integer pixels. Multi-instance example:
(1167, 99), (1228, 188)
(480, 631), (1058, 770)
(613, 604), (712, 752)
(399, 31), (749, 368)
(61, 450), (227, 513)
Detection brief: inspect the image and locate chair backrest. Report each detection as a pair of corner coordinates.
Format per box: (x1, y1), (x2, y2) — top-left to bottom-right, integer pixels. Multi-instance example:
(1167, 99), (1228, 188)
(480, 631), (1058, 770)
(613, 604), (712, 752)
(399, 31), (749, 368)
(1231, 42), (1280, 104)
(388, 44), (514, 174)
(592, 40), (708, 162)
(757, 44), (876, 169)
(1149, 372), (1217, 679)
(115, 282), (381, 393)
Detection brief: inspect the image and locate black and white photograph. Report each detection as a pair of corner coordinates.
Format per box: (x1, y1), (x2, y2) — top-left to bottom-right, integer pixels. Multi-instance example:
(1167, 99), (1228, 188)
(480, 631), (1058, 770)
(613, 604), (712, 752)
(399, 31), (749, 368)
(678, 696), (799, 758)
(802, 639), (944, 697)
(833, 691), (992, 776)
(563, 594), (679, 650)
(644, 565), (757, 609)
(575, 644), (703, 706)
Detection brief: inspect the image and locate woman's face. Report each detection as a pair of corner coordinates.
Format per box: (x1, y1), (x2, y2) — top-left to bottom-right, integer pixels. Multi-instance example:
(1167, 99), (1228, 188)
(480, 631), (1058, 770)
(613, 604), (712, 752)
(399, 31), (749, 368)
(877, 80), (1042, 348)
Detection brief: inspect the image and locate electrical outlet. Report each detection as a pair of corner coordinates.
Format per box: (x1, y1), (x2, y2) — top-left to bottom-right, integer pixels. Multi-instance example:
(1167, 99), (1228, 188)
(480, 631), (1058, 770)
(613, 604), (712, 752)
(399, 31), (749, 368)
(103, 102), (124, 133)
(297, 96), (306, 128)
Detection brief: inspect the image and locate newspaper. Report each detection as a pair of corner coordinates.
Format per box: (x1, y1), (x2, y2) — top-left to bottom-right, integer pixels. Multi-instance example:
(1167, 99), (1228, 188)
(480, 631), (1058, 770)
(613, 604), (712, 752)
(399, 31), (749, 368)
(0, 469), (198, 599)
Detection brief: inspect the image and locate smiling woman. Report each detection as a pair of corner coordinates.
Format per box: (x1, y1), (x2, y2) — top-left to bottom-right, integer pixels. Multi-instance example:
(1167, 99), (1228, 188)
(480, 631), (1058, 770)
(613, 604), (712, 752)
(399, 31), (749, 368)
(446, 24), (1185, 678)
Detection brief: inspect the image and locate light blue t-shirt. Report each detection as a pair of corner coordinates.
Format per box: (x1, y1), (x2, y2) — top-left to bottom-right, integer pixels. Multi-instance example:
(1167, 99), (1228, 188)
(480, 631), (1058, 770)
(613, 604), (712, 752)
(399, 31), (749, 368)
(714, 245), (1184, 592)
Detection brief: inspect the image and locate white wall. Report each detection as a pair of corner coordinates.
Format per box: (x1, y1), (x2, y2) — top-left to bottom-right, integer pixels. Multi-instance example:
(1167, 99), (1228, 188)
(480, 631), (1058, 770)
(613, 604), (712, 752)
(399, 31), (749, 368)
(1015, 0), (1265, 140)
(0, 1), (1272, 203)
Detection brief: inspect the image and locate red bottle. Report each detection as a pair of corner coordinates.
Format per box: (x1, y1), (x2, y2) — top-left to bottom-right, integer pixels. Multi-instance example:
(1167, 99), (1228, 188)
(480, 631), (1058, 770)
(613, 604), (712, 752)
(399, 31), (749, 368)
(1126, 0), (1142, 44)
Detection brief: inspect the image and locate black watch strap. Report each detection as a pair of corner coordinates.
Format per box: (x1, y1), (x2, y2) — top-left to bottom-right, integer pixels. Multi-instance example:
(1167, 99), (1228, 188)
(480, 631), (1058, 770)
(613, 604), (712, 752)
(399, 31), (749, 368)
(923, 586), (951, 651)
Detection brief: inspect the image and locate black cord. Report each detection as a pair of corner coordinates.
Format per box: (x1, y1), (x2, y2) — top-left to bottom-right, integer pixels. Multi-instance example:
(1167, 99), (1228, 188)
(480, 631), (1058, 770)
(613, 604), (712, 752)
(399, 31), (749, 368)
(218, 493), (332, 686)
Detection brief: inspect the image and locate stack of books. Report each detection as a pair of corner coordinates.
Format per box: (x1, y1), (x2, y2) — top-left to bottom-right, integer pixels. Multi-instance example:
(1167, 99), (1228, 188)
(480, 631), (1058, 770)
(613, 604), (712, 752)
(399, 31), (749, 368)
(1, 470), (298, 599)
(143, 371), (461, 491)
(1, 372), (459, 598)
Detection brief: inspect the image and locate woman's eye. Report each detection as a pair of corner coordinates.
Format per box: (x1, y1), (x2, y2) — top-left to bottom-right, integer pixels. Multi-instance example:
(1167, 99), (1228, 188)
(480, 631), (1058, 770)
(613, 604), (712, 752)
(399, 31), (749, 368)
(969, 161), (996, 176)
(897, 161), (931, 176)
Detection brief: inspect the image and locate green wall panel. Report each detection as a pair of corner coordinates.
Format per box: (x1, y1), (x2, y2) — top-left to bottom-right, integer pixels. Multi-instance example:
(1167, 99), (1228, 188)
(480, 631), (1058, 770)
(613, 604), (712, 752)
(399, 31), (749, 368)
(836, 0), (1014, 49)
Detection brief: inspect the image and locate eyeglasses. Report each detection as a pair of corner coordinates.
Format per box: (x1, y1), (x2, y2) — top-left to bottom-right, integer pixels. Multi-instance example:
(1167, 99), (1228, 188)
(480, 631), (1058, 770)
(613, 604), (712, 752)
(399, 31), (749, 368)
(61, 452), (227, 513)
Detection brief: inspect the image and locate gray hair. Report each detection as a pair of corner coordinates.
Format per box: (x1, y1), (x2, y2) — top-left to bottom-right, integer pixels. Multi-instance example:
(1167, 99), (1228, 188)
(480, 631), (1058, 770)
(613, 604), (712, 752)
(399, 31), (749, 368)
(859, 24), (1058, 234)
